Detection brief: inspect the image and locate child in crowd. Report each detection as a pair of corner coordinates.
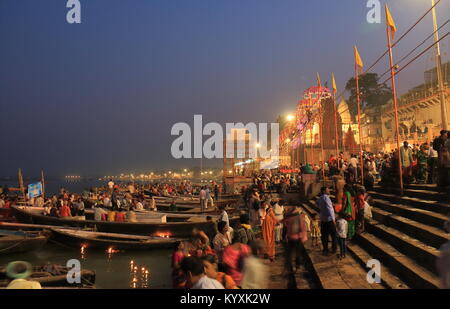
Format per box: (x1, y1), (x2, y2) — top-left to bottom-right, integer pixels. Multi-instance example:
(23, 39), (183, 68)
(336, 213), (348, 259)
(310, 214), (321, 247)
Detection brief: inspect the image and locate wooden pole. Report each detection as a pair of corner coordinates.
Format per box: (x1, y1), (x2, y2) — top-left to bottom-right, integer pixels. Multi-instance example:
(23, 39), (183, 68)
(41, 169), (45, 200)
(386, 25), (404, 194)
(319, 96), (326, 184)
(431, 0), (448, 130)
(333, 90), (340, 169)
(303, 130), (308, 165)
(18, 168), (26, 202)
(309, 94), (314, 165)
(355, 65), (365, 186)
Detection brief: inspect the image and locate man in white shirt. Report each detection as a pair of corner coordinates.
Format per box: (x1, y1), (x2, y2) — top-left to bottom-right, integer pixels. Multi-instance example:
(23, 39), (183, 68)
(107, 179), (114, 191)
(205, 187), (214, 208)
(349, 155), (358, 169)
(180, 257), (224, 289)
(199, 187), (207, 211)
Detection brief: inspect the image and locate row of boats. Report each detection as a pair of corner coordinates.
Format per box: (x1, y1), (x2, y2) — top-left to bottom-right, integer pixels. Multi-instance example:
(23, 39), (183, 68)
(0, 194), (240, 288)
(1, 194), (241, 252)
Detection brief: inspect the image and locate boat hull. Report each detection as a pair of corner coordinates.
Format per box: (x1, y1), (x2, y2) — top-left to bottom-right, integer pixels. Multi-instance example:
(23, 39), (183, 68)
(51, 228), (181, 250)
(0, 231), (48, 255)
(11, 206), (234, 237)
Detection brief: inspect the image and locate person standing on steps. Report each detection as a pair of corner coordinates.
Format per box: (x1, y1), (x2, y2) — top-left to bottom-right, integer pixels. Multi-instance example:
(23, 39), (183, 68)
(317, 187), (337, 255)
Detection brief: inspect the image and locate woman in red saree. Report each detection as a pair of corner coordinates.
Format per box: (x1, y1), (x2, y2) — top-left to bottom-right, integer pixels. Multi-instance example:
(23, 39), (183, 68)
(262, 207), (277, 261)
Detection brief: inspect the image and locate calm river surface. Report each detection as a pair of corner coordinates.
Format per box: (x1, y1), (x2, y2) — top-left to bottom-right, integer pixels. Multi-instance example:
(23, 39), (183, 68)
(0, 178), (178, 289)
(0, 243), (173, 289)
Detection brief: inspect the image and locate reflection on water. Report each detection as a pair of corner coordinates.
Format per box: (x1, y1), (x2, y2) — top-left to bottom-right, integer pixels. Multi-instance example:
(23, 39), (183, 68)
(129, 260), (150, 288)
(0, 243), (172, 289)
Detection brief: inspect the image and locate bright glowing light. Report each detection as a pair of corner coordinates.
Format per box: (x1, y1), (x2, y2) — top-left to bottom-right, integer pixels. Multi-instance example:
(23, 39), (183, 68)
(255, 143), (261, 148)
(287, 114), (295, 121)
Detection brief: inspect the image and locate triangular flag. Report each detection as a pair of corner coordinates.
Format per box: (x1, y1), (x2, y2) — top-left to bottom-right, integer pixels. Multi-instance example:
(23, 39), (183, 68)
(385, 4), (397, 41)
(317, 72), (321, 88)
(354, 46), (364, 72)
(332, 72), (337, 93)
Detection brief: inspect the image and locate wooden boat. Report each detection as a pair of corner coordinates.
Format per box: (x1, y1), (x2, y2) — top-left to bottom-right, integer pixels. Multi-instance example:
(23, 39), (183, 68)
(153, 197), (237, 208)
(0, 208), (14, 222)
(0, 264), (95, 287)
(51, 228), (183, 250)
(83, 197), (226, 214)
(0, 230), (49, 255)
(11, 206), (238, 237)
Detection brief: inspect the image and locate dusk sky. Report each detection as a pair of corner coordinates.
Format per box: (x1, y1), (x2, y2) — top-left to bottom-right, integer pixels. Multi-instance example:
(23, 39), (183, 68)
(1, 0), (449, 177)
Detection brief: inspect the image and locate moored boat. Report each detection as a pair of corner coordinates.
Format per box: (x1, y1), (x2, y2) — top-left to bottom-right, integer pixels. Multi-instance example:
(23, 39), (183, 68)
(51, 228), (183, 250)
(0, 230), (49, 255)
(11, 206), (237, 237)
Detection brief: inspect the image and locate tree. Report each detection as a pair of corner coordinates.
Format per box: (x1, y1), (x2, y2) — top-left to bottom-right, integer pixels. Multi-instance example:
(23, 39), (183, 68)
(345, 73), (392, 118)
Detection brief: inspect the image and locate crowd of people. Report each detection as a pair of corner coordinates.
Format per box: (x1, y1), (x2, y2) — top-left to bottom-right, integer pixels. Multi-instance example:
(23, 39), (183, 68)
(170, 184), (314, 290)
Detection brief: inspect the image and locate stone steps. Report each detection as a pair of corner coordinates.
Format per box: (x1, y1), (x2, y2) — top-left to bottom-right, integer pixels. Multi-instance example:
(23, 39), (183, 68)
(299, 201), (401, 289)
(346, 242), (409, 289)
(305, 193), (445, 289)
(364, 218), (440, 275)
(370, 198), (448, 230)
(372, 186), (450, 203)
(355, 232), (440, 289)
(368, 191), (450, 216)
(371, 208), (450, 249)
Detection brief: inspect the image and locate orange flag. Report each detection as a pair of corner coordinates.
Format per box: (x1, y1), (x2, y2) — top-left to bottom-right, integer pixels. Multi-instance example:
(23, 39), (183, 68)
(354, 46), (364, 73)
(331, 72), (337, 93)
(385, 4), (397, 41)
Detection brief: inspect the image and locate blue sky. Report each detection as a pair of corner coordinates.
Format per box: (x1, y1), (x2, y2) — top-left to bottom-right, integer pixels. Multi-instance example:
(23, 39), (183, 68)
(0, 0), (449, 176)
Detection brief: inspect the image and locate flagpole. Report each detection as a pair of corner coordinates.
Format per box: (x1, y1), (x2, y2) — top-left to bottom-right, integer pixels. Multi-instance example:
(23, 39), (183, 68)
(355, 63), (365, 186)
(303, 130), (307, 164)
(332, 87), (340, 169)
(18, 168), (26, 202)
(386, 25), (404, 194)
(309, 94), (314, 165)
(319, 96), (326, 184)
(41, 169), (45, 200)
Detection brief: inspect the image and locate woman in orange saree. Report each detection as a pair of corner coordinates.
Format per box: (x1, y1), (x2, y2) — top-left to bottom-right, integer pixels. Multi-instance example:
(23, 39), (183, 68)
(262, 207), (277, 261)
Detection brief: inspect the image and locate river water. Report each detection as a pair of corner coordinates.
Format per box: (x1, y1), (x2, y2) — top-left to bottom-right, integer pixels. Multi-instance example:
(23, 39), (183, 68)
(0, 243), (173, 289)
(0, 178), (176, 289)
